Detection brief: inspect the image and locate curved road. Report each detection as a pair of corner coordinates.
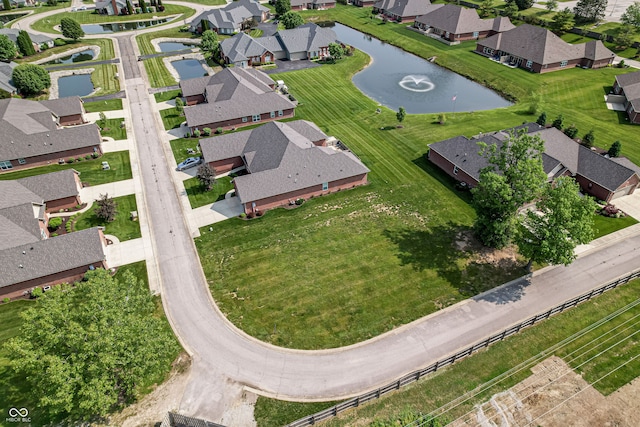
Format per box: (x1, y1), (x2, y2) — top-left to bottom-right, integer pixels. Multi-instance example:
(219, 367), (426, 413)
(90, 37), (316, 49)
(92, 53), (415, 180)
(16, 4), (640, 422)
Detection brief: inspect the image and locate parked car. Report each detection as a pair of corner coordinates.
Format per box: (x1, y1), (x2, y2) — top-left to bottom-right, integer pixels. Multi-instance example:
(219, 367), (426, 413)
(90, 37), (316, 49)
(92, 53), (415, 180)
(176, 157), (202, 171)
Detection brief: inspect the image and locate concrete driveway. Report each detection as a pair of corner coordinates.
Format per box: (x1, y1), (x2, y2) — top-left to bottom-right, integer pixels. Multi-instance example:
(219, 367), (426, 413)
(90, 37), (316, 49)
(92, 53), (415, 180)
(80, 179), (136, 201)
(611, 192), (640, 220)
(189, 195), (243, 230)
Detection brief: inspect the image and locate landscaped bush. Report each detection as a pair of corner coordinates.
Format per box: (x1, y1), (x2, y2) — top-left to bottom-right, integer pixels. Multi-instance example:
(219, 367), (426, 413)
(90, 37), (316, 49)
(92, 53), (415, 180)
(48, 217), (63, 230)
(247, 212), (254, 219)
(54, 38), (67, 46)
(67, 157), (75, 163)
(256, 210), (263, 217)
(239, 213), (246, 218)
(193, 129), (201, 138)
(216, 127), (223, 134)
(85, 155), (91, 160)
(602, 204), (623, 217)
(295, 198), (304, 205)
(91, 152), (99, 159)
(2, 297), (10, 303)
(202, 127), (211, 136)
(564, 124), (579, 139)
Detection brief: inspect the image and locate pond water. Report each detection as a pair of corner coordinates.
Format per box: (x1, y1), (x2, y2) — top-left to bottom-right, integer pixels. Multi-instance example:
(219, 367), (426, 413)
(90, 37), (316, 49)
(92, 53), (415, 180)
(0, 13), (27, 25)
(44, 49), (95, 65)
(82, 18), (173, 34)
(158, 42), (195, 52)
(331, 23), (512, 114)
(172, 59), (207, 81)
(58, 74), (94, 98)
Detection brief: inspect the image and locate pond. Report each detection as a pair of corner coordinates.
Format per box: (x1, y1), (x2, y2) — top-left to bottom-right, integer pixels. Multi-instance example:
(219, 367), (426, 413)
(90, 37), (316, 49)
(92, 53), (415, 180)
(172, 59), (207, 81)
(158, 42), (195, 52)
(0, 13), (27, 25)
(44, 49), (95, 65)
(331, 23), (512, 114)
(82, 18), (173, 34)
(58, 74), (94, 98)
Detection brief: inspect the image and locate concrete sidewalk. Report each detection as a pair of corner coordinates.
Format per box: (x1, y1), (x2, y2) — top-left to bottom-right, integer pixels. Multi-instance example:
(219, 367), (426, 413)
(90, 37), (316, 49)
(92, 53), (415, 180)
(85, 110), (126, 121)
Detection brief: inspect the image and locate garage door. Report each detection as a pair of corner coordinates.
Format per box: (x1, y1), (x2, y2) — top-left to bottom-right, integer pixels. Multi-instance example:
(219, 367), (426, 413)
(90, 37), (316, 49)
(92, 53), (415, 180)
(611, 185), (634, 201)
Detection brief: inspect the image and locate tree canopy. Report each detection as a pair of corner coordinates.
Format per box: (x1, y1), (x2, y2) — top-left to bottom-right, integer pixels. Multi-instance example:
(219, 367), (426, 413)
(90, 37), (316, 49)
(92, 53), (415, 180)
(12, 63), (51, 95)
(621, 2), (640, 28)
(281, 10), (304, 29)
(573, 0), (607, 23)
(4, 269), (181, 421)
(16, 30), (35, 57)
(60, 17), (84, 40)
(396, 106), (406, 123)
(0, 34), (17, 62)
(608, 140), (622, 157)
(95, 193), (117, 222)
(196, 163), (216, 191)
(328, 42), (346, 60)
(200, 30), (219, 57)
(550, 8), (575, 34)
(275, 0), (291, 16)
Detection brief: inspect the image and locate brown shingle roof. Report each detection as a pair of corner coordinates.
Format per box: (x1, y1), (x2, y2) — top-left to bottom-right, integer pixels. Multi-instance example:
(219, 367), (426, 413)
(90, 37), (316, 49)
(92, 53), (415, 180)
(17, 169), (80, 203)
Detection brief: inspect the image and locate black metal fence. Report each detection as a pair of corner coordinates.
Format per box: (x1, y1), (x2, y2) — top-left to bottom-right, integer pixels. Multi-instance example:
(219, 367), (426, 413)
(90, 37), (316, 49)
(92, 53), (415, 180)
(285, 269), (640, 427)
(160, 412), (226, 427)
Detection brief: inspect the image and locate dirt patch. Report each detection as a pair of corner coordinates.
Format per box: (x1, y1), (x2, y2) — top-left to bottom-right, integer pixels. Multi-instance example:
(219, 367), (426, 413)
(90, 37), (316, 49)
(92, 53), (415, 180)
(450, 356), (640, 427)
(455, 230), (520, 267)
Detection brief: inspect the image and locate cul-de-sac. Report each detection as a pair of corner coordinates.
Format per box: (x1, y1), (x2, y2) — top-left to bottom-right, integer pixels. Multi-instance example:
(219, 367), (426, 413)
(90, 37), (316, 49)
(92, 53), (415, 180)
(2, 0), (640, 425)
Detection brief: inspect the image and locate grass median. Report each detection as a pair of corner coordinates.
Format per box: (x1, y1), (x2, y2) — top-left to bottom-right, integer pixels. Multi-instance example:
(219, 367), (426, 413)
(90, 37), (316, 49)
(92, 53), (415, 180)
(73, 194), (141, 241)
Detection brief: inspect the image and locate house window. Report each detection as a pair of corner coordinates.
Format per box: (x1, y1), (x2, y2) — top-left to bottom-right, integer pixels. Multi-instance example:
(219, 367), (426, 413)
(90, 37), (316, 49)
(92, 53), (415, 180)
(18, 158), (26, 165)
(270, 111), (276, 118)
(278, 110), (283, 116)
(252, 114), (261, 122)
(322, 182), (328, 191)
(453, 165), (458, 175)
(0, 160), (12, 170)
(242, 117), (248, 123)
(473, 31), (479, 38)
(561, 60), (568, 67)
(265, 55), (271, 62)
(526, 60), (533, 68)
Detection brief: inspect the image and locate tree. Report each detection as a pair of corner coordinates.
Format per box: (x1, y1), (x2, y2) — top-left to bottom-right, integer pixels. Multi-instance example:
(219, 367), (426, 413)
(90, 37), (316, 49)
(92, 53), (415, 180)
(573, 0), (607, 23)
(16, 30), (35, 56)
(328, 42), (345, 60)
(621, 2), (640, 29)
(4, 269), (180, 420)
(504, 2), (519, 17)
(563, 124), (578, 139)
(126, 0), (134, 15)
(478, 0), (493, 17)
(614, 25), (634, 50)
(2, 0), (11, 11)
(95, 193), (117, 222)
(200, 30), (218, 57)
(60, 17), (84, 41)
(472, 131), (547, 248)
(582, 129), (595, 147)
(281, 11), (304, 29)
(515, 176), (597, 270)
(0, 34), (16, 61)
(47, 0), (58, 5)
(396, 106), (406, 123)
(275, 0), (290, 15)
(546, 0), (558, 12)
(514, 0), (534, 10)
(552, 114), (563, 129)
(12, 63), (50, 95)
(608, 140), (622, 157)
(536, 111), (547, 126)
(196, 163), (216, 191)
(550, 8), (575, 34)
(139, 0), (147, 12)
(174, 96), (184, 115)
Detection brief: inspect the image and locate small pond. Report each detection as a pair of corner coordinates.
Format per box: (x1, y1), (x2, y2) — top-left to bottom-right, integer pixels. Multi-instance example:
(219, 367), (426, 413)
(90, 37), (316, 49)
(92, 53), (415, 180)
(44, 49), (95, 65)
(82, 18), (173, 34)
(58, 74), (94, 98)
(158, 42), (195, 52)
(331, 23), (512, 114)
(172, 59), (207, 81)
(0, 13), (27, 25)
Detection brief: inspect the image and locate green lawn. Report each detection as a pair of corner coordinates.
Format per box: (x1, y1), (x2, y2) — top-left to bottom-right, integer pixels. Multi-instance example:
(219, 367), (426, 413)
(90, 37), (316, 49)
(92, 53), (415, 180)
(256, 279), (640, 426)
(16, 38), (116, 63)
(83, 98), (123, 112)
(88, 63), (120, 96)
(0, 151), (131, 186)
(99, 118), (128, 140)
(160, 108), (185, 130)
(31, 5), (196, 33)
(136, 26), (200, 55)
(185, 176), (233, 209)
(144, 56), (178, 88)
(155, 89), (182, 103)
(166, 0), (224, 4)
(170, 137), (199, 164)
(73, 194), (141, 241)
(593, 214), (638, 239)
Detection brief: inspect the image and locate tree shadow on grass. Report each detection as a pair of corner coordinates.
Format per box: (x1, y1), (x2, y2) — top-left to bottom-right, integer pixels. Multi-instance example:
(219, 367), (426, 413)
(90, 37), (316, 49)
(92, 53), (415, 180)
(412, 155), (473, 204)
(384, 224), (529, 301)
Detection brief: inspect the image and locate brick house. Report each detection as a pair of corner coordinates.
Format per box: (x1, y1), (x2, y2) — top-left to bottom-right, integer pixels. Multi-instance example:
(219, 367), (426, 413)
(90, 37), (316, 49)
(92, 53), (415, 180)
(199, 120), (370, 214)
(190, 0), (270, 35)
(290, 0), (336, 10)
(428, 124), (640, 202)
(612, 70), (640, 124)
(374, 0), (432, 23)
(220, 23), (337, 67)
(352, 0), (377, 7)
(476, 24), (615, 73)
(95, 0), (128, 15)
(0, 98), (101, 173)
(181, 67), (297, 132)
(15, 169), (83, 212)
(414, 4), (515, 44)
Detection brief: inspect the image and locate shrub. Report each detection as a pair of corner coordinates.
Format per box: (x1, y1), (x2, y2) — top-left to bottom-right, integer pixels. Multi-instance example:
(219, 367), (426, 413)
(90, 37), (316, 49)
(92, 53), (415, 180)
(437, 113), (447, 125)
(193, 129), (201, 138)
(48, 217), (63, 229)
(76, 157), (83, 162)
(239, 213), (246, 218)
(67, 158), (75, 163)
(295, 198), (304, 205)
(54, 38), (67, 46)
(608, 140), (622, 157)
(617, 59), (626, 68)
(216, 127), (223, 134)
(247, 212), (255, 219)
(536, 112), (547, 126)
(85, 155), (91, 160)
(602, 204), (620, 217)
(552, 114), (563, 129)
(202, 127), (211, 136)
(256, 210), (263, 217)
(2, 297), (10, 303)
(91, 152), (99, 159)
(582, 129), (595, 147)
(185, 132), (191, 138)
(50, 233), (58, 237)
(564, 124), (579, 139)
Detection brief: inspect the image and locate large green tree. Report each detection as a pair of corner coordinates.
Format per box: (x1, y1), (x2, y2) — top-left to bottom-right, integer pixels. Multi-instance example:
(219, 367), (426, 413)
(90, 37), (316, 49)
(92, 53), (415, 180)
(550, 8), (575, 34)
(621, 2), (640, 29)
(0, 34), (17, 61)
(12, 63), (50, 95)
(2, 0), (11, 11)
(472, 130), (547, 248)
(573, 0), (607, 23)
(4, 269), (180, 420)
(200, 29), (218, 57)
(60, 17), (84, 41)
(281, 10), (304, 29)
(516, 177), (597, 270)
(16, 30), (35, 56)
(275, 0), (290, 16)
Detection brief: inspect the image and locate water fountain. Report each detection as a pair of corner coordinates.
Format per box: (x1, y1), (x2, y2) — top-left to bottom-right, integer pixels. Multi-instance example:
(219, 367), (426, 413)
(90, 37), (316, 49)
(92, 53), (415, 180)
(398, 75), (435, 93)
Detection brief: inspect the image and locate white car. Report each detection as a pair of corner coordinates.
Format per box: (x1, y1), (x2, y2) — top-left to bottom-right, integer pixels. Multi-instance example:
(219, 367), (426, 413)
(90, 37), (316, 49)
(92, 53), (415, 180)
(176, 157), (202, 171)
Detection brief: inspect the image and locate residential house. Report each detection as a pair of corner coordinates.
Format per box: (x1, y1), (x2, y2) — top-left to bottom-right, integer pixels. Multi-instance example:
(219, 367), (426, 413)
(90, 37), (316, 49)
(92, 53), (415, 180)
(220, 23), (337, 67)
(428, 124), (640, 202)
(353, 0), (377, 7)
(0, 28), (54, 52)
(0, 61), (17, 95)
(612, 70), (640, 124)
(374, 0), (432, 23)
(0, 97), (102, 172)
(95, 0), (128, 15)
(190, 0), (270, 35)
(414, 4), (515, 44)
(476, 24), (615, 73)
(180, 67), (296, 132)
(15, 169), (83, 212)
(199, 120), (370, 214)
(290, 0), (336, 10)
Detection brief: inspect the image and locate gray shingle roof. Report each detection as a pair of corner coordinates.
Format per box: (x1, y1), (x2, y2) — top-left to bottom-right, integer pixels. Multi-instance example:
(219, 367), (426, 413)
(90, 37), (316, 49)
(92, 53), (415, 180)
(0, 227), (105, 289)
(0, 180), (42, 209)
(0, 28), (52, 45)
(17, 169), (80, 203)
(415, 4), (514, 35)
(191, 0), (268, 30)
(40, 96), (84, 118)
(221, 32), (272, 63)
(275, 23), (337, 55)
(183, 68), (296, 128)
(616, 70), (640, 106)
(0, 98), (101, 161)
(385, 0), (432, 18)
(0, 203), (43, 251)
(0, 61), (17, 94)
